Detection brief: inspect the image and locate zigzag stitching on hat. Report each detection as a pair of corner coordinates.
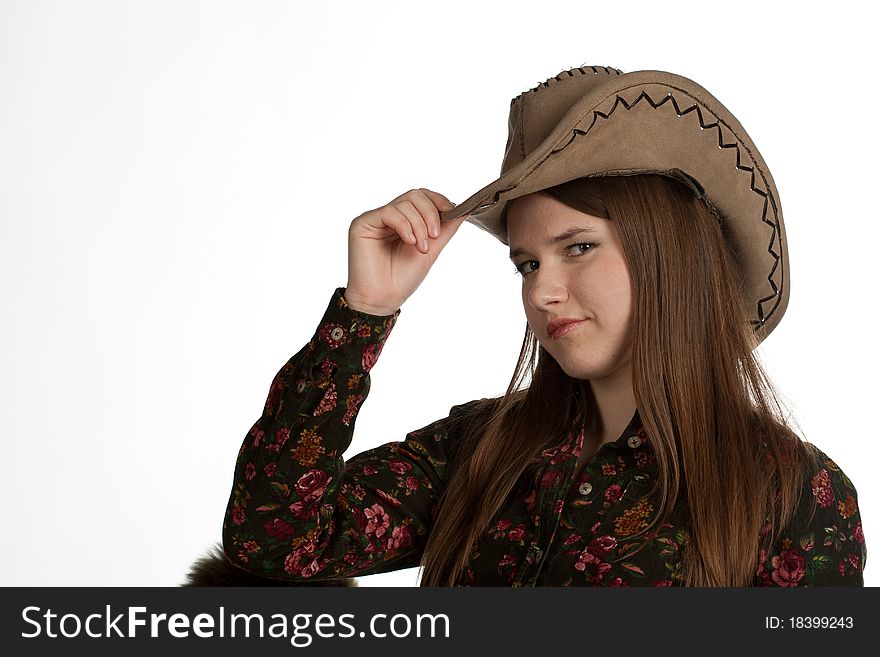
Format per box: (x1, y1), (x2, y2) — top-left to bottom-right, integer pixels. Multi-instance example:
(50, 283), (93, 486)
(492, 88), (783, 331)
(641, 93), (781, 327)
(518, 66), (623, 99)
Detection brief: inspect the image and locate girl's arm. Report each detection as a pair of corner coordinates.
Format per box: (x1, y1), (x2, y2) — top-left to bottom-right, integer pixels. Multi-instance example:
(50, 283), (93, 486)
(754, 449), (866, 586)
(222, 287), (476, 581)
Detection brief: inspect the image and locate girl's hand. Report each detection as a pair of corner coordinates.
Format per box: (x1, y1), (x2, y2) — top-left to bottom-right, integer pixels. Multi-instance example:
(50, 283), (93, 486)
(344, 188), (469, 315)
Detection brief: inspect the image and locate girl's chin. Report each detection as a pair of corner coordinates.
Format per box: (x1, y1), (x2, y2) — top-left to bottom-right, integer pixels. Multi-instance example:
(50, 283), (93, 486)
(557, 358), (616, 381)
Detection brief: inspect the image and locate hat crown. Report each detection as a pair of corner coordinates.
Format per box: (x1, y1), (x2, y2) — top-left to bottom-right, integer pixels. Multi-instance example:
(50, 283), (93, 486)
(502, 66), (623, 175)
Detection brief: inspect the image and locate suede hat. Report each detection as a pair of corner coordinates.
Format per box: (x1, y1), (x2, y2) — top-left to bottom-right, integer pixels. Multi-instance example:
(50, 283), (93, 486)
(439, 65), (788, 343)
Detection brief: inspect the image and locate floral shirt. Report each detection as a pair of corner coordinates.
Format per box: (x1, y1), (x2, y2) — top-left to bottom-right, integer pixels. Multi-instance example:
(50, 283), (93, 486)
(223, 287), (867, 586)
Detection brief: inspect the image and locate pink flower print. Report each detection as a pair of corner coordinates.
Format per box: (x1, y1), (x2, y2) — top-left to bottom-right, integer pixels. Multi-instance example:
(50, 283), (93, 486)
(587, 535), (618, 557)
(357, 323), (372, 338)
(289, 498), (321, 521)
(653, 579), (673, 587)
(540, 470), (561, 489)
(231, 506), (245, 526)
(290, 470), (330, 519)
(563, 533), (582, 546)
(811, 469), (835, 508)
(376, 488), (402, 508)
(754, 552), (773, 587)
(854, 521), (864, 544)
(508, 524), (526, 542)
(244, 463), (256, 480)
(404, 476), (419, 494)
(390, 461), (412, 475)
(608, 577), (629, 587)
(574, 550), (611, 581)
(274, 427), (291, 450)
(386, 524), (412, 551)
(242, 540), (261, 554)
(263, 463), (277, 478)
(839, 553), (861, 577)
(263, 377), (285, 416)
(543, 439), (576, 466)
(364, 504), (391, 540)
(756, 548), (769, 576)
(771, 549), (805, 586)
(283, 540), (318, 576)
(361, 343), (383, 372)
(250, 425), (265, 448)
(295, 469), (332, 500)
(300, 558), (325, 578)
(605, 484), (623, 503)
(499, 554), (516, 568)
(490, 519), (511, 541)
(313, 382), (337, 416)
(362, 465), (378, 476)
(264, 518), (295, 541)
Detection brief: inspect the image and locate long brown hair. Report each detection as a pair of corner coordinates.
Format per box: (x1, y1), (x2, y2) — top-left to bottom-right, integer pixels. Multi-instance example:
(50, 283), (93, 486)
(418, 173), (822, 587)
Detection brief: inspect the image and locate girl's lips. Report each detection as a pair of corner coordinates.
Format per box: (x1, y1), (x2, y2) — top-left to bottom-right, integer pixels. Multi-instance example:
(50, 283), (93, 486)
(551, 320), (586, 339)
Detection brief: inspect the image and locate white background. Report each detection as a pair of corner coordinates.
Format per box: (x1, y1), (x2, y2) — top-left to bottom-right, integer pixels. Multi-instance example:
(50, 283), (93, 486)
(1, 0), (876, 587)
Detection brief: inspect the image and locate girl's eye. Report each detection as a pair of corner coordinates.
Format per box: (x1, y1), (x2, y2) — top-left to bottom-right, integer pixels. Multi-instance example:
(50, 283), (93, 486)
(513, 242), (596, 277)
(569, 242), (596, 256)
(513, 260), (538, 276)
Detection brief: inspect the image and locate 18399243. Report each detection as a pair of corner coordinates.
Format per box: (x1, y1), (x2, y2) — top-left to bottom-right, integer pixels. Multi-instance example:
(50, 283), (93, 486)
(765, 616), (854, 629)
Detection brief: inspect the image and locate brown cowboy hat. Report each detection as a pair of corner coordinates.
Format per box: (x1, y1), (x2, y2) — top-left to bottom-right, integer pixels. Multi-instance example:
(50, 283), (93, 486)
(440, 65), (788, 343)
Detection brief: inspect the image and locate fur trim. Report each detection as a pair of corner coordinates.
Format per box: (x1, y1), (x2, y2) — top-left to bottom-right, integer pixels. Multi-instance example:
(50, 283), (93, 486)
(181, 543), (357, 587)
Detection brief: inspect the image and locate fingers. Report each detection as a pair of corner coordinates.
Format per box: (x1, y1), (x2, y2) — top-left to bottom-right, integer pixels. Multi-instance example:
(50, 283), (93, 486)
(395, 199), (432, 253)
(374, 188), (464, 255)
(381, 208), (419, 248)
(397, 189), (447, 253)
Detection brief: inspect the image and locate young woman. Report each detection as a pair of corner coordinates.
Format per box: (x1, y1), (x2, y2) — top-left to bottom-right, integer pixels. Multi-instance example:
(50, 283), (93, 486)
(222, 65), (866, 586)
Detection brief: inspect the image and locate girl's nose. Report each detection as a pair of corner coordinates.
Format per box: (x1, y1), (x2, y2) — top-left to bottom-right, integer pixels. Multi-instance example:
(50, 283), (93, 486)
(528, 268), (568, 310)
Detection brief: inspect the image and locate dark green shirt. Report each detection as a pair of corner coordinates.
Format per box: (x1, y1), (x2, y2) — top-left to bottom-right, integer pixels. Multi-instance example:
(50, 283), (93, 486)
(223, 288), (866, 586)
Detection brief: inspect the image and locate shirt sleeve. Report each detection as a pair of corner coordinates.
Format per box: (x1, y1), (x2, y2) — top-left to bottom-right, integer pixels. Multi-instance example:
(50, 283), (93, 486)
(222, 287), (476, 581)
(754, 448), (866, 586)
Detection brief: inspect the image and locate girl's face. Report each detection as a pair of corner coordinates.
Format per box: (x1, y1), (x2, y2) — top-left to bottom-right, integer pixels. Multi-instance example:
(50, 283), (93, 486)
(506, 192), (634, 383)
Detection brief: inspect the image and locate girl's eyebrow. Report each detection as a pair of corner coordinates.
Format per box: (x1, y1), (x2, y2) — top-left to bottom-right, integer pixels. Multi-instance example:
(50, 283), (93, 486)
(508, 226), (600, 260)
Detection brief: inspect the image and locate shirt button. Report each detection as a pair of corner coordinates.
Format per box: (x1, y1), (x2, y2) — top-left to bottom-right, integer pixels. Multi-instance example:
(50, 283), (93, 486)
(296, 381), (306, 393)
(578, 482), (593, 495)
(330, 327), (346, 341)
(627, 435), (642, 448)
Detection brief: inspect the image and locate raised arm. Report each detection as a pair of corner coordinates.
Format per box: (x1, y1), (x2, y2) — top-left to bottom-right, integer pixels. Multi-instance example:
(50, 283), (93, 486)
(222, 287), (481, 581)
